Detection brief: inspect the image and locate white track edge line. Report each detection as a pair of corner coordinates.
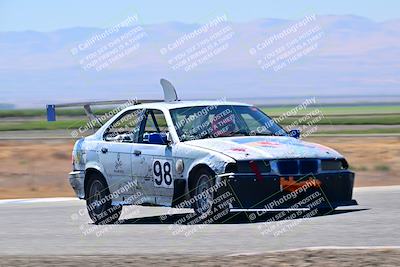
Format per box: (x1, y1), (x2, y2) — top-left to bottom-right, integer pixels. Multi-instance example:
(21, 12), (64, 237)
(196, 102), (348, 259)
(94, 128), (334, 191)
(226, 246), (400, 256)
(0, 197), (78, 205)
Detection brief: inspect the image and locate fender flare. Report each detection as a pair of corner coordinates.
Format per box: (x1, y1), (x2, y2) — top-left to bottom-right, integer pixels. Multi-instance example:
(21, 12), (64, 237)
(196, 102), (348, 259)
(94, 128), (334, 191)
(84, 166), (109, 199)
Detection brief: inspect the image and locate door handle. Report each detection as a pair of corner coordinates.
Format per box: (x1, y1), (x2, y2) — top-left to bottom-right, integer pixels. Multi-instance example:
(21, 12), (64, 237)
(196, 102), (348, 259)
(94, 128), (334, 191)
(101, 147), (108, 154)
(133, 150), (141, 156)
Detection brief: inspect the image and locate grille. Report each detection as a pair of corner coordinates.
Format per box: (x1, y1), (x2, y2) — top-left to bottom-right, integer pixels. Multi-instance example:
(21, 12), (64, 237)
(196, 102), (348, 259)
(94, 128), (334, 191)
(277, 159), (318, 175)
(236, 160), (271, 173)
(277, 160), (298, 175)
(299, 159), (318, 174)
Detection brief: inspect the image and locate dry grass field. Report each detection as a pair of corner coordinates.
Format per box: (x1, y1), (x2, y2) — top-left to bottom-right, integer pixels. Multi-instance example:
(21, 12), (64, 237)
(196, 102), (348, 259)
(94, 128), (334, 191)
(0, 137), (399, 199)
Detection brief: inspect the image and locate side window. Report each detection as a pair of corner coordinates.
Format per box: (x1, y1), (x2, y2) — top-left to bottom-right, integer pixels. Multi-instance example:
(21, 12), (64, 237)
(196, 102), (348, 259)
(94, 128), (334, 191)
(103, 109), (145, 143)
(141, 109), (168, 143)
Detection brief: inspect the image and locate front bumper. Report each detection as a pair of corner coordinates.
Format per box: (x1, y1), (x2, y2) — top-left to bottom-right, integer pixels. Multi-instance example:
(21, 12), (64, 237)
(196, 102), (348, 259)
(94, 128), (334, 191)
(216, 171), (357, 210)
(69, 171), (85, 199)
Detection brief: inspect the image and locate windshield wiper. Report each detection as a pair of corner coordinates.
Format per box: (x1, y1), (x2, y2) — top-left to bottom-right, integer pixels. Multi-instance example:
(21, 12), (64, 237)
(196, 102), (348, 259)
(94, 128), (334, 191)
(230, 130), (250, 136)
(197, 132), (214, 140)
(250, 132), (275, 136)
(181, 132), (214, 141)
(186, 130), (269, 140)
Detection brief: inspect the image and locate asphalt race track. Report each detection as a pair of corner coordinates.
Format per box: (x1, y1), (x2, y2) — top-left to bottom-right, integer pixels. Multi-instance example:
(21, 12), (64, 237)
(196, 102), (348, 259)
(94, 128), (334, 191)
(1, 186), (399, 256)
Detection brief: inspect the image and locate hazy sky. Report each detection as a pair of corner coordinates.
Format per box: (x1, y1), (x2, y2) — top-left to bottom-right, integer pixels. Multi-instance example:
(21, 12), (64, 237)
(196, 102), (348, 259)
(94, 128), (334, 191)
(0, 0), (399, 31)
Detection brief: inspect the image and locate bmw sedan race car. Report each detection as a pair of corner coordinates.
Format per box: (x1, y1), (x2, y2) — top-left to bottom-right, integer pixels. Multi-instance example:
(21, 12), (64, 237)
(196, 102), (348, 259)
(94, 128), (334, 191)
(48, 79), (357, 224)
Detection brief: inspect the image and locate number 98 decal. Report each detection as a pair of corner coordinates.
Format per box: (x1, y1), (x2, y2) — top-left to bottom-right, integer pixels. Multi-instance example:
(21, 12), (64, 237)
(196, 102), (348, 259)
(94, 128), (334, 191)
(153, 159), (173, 188)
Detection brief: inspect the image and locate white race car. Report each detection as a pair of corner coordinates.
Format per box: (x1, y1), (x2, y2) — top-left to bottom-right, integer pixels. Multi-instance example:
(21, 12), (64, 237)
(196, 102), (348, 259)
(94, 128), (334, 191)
(48, 79), (357, 224)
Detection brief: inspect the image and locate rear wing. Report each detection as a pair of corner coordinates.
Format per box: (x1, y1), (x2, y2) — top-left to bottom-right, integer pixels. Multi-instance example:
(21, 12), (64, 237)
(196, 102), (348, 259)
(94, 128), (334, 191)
(46, 99), (162, 122)
(46, 78), (179, 122)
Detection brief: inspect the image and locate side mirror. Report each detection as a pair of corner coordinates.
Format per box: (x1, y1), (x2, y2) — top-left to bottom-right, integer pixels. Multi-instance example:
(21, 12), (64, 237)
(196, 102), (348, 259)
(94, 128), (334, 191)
(166, 132), (172, 145)
(289, 129), (301, 139)
(148, 132), (168, 145)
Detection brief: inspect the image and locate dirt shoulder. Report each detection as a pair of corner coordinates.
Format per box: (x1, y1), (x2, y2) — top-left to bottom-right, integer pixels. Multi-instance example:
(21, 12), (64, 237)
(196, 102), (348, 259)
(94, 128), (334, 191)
(0, 137), (399, 199)
(0, 140), (75, 198)
(308, 136), (400, 187)
(1, 248), (399, 266)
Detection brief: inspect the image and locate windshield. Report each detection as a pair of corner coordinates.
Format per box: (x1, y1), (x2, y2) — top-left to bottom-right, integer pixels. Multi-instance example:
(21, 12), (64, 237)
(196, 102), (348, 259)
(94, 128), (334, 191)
(170, 105), (287, 141)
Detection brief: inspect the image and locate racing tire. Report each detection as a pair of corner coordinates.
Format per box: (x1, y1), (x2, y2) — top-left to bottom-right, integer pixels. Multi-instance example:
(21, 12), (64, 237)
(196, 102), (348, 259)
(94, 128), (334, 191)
(86, 175), (122, 225)
(192, 168), (230, 222)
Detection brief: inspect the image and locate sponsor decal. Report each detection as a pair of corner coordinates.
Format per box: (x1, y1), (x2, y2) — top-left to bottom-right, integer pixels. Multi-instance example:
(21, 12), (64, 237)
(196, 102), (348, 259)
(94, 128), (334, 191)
(230, 147), (247, 152)
(114, 153), (124, 173)
(232, 138), (280, 148)
(247, 141), (280, 147)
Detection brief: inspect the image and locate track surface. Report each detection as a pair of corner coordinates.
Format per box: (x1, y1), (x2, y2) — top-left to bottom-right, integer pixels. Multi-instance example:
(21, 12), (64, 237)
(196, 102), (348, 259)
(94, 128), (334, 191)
(1, 186), (399, 256)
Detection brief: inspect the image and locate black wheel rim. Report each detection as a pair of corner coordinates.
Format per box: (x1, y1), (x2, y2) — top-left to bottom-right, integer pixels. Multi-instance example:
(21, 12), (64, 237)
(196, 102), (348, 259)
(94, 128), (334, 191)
(89, 180), (105, 215)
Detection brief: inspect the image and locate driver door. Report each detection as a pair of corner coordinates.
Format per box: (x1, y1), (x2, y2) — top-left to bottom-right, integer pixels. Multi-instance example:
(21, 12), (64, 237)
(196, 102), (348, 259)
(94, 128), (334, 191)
(135, 109), (176, 206)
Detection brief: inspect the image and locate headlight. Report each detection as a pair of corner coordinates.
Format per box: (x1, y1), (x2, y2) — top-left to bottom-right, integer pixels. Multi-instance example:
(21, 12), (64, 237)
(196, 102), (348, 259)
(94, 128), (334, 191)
(321, 159), (348, 171)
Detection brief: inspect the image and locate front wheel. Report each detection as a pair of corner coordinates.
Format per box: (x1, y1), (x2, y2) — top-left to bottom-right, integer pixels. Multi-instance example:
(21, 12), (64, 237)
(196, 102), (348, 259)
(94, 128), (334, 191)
(192, 168), (230, 221)
(86, 175), (122, 224)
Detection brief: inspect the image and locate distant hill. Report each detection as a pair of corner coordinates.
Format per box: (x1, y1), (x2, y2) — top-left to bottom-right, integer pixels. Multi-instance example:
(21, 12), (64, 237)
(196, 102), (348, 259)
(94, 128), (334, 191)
(0, 15), (399, 108)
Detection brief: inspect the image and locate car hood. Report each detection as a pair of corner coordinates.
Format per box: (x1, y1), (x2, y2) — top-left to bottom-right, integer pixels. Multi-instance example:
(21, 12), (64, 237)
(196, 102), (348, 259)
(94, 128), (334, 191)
(185, 136), (342, 160)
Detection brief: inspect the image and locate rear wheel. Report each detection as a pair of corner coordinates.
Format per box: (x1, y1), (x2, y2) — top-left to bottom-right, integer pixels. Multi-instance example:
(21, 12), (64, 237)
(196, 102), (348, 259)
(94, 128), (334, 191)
(86, 175), (122, 224)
